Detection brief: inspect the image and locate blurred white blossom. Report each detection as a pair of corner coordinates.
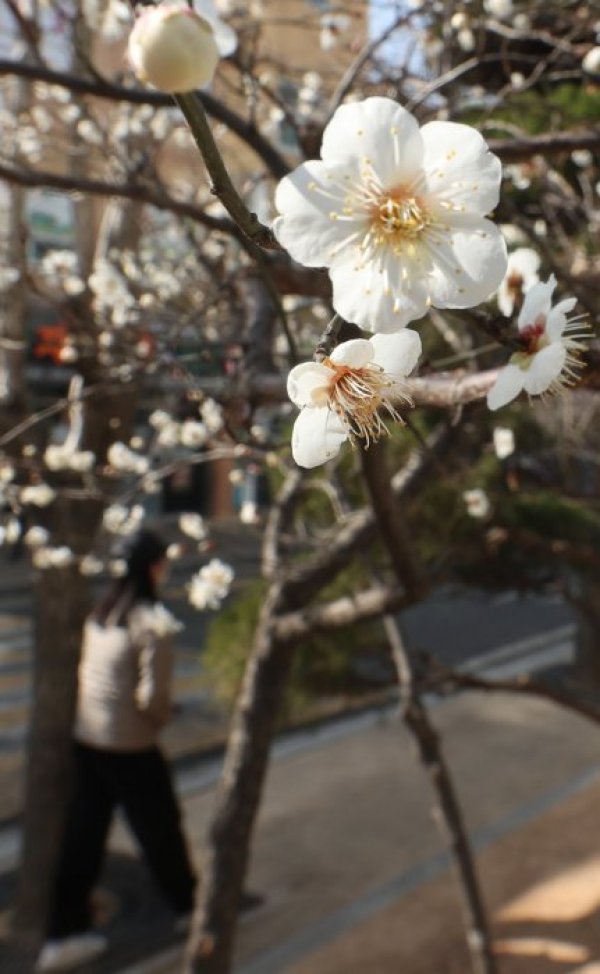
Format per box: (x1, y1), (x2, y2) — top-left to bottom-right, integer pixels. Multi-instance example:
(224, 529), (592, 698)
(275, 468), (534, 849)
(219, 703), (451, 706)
(24, 526), (50, 548)
(179, 513), (207, 541)
(80, 554), (104, 576)
(180, 420), (208, 449)
(497, 248), (540, 316)
(20, 483), (56, 507)
(463, 489), (490, 519)
(107, 442), (150, 476)
(188, 558), (234, 610)
(103, 503), (144, 535)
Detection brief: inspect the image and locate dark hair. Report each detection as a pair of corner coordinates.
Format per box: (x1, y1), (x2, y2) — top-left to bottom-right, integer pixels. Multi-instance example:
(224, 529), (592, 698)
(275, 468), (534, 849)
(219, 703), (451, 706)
(93, 529), (168, 627)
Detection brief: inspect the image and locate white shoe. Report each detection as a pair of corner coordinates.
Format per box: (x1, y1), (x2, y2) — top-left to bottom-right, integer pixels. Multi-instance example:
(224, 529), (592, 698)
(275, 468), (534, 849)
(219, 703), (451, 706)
(36, 932), (108, 971)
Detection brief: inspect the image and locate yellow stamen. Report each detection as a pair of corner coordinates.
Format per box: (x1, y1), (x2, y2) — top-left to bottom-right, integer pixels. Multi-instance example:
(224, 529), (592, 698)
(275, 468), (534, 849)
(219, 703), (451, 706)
(322, 357), (409, 447)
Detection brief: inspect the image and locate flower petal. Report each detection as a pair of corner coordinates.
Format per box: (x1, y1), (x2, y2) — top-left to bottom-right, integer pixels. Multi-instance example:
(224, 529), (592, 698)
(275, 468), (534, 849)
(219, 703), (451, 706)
(487, 364), (525, 410)
(330, 247), (431, 331)
(522, 343), (566, 395)
(546, 297), (578, 340)
(291, 408), (347, 468)
(424, 215), (508, 308)
(287, 362), (332, 407)
(496, 247), (541, 316)
(320, 97), (423, 187)
(517, 275), (557, 329)
(274, 159), (365, 269)
(330, 338), (374, 367)
(421, 121), (502, 215)
(370, 329), (422, 378)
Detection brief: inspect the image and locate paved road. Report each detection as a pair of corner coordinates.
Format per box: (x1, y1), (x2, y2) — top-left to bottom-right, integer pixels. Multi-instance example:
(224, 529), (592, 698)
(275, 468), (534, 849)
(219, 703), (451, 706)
(1, 674), (594, 974)
(0, 592), (584, 973)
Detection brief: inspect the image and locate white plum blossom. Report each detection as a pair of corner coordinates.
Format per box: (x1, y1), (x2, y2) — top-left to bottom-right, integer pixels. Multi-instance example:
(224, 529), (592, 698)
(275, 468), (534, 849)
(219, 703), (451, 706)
(319, 13), (351, 51)
(179, 513), (207, 541)
(483, 0), (513, 19)
(188, 558), (234, 610)
(44, 444), (95, 473)
(180, 420), (208, 449)
(24, 526), (50, 548)
(487, 276), (588, 411)
(287, 330), (421, 469)
(107, 441), (149, 476)
(4, 518), (21, 544)
(583, 47), (600, 75)
(102, 503), (144, 536)
(0, 462), (15, 484)
(20, 483), (56, 507)
(497, 247), (540, 316)
(79, 554), (104, 576)
(40, 250), (85, 296)
(492, 427), (515, 459)
(200, 398), (224, 433)
(33, 546), (76, 569)
(149, 409), (172, 430)
(274, 97), (507, 331)
(157, 420), (181, 449)
(109, 559), (127, 577)
(463, 489), (491, 519)
(456, 28), (476, 52)
(88, 259), (135, 327)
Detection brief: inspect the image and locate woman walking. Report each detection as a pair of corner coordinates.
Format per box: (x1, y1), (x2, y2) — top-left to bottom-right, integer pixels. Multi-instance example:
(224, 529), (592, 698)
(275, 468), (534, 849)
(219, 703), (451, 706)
(37, 530), (197, 971)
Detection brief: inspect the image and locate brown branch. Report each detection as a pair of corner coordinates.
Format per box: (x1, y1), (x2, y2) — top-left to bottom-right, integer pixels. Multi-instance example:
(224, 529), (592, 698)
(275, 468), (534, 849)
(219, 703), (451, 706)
(1, 58), (599, 169)
(273, 584), (409, 643)
(488, 130), (600, 163)
(422, 656), (600, 727)
(360, 441), (425, 599)
(0, 161), (244, 240)
(261, 467), (304, 580)
(0, 59), (290, 180)
(173, 92), (280, 251)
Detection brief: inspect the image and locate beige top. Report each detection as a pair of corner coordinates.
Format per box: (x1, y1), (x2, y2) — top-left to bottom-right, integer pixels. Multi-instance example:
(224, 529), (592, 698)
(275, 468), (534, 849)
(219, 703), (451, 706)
(74, 604), (174, 752)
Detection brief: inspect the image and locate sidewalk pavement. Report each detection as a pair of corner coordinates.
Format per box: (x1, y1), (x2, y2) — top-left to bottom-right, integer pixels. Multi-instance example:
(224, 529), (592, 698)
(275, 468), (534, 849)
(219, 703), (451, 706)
(3, 684), (596, 974)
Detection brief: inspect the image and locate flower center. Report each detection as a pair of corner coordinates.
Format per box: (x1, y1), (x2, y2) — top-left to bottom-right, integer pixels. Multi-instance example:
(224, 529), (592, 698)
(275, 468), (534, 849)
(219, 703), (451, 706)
(377, 196), (427, 238)
(509, 317), (549, 370)
(321, 358), (406, 446)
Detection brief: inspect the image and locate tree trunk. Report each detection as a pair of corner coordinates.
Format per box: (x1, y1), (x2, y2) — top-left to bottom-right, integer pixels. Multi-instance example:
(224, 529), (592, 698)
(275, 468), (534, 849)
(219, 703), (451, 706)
(12, 495), (102, 946)
(186, 584), (294, 973)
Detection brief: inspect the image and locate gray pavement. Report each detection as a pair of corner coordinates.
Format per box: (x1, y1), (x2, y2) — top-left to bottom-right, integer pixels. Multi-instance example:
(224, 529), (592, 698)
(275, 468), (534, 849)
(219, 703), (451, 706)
(75, 678), (600, 973)
(0, 628), (594, 974)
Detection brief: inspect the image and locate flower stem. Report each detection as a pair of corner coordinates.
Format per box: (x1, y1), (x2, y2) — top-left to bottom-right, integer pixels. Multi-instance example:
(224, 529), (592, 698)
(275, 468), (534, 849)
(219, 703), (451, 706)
(174, 91), (280, 251)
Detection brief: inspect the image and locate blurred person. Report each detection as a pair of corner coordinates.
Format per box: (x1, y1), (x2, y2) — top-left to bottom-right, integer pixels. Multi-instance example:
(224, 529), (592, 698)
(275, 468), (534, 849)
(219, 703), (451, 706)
(36, 530), (196, 972)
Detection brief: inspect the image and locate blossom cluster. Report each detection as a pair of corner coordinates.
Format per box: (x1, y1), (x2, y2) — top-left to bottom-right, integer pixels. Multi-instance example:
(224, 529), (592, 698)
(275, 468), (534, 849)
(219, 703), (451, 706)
(273, 95), (589, 468)
(188, 559), (234, 611)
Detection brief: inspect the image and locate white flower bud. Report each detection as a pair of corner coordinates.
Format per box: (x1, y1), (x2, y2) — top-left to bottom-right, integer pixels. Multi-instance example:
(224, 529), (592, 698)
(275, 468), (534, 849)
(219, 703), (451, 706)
(24, 526), (50, 548)
(21, 483), (56, 507)
(80, 554), (104, 576)
(128, 3), (220, 93)
(583, 46), (600, 75)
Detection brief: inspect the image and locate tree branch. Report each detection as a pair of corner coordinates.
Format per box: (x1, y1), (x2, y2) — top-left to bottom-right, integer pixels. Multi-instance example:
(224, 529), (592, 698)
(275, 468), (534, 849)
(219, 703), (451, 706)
(273, 584), (409, 643)
(0, 59), (290, 180)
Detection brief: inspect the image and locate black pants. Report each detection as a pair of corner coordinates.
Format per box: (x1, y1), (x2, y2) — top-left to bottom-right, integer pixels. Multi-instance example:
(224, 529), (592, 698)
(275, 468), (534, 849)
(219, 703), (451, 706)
(47, 742), (197, 938)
